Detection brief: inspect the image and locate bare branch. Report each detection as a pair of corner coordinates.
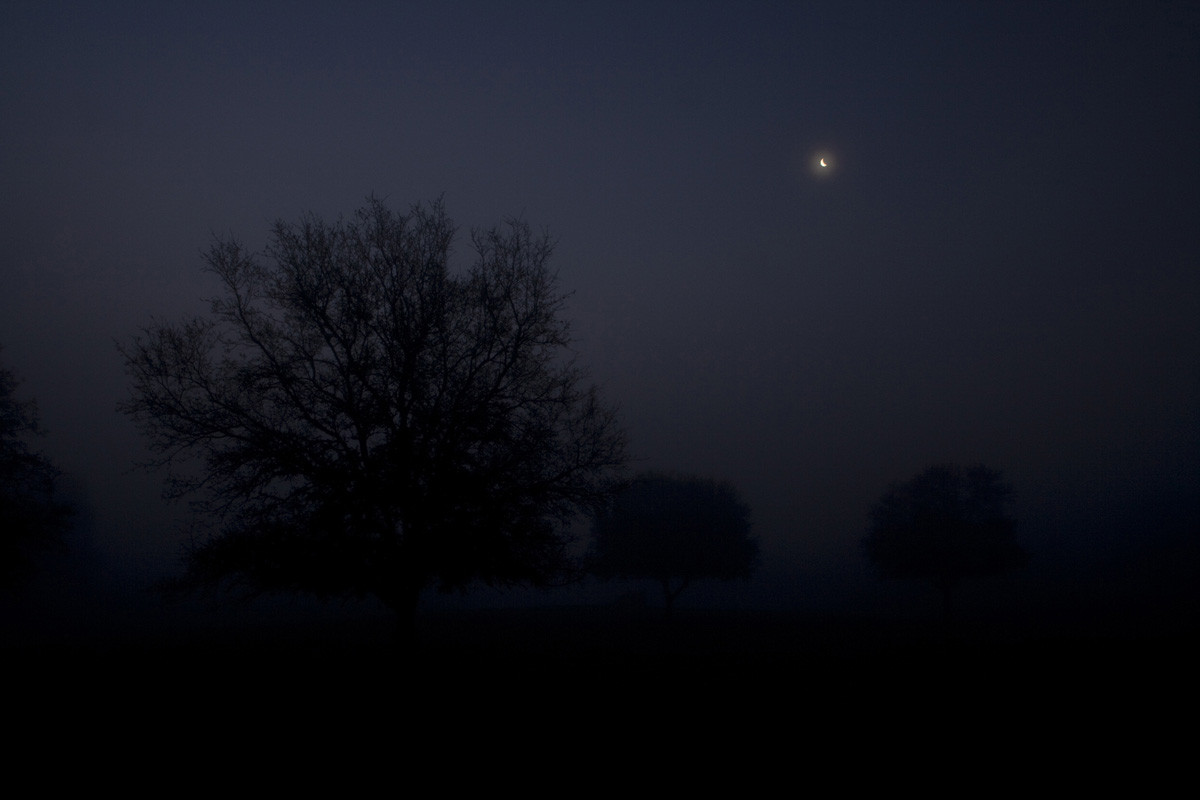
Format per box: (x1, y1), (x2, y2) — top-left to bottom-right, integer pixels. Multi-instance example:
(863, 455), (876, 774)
(119, 198), (627, 626)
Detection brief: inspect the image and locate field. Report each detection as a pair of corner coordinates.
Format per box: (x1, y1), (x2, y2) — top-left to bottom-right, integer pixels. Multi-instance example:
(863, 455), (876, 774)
(9, 602), (1191, 718)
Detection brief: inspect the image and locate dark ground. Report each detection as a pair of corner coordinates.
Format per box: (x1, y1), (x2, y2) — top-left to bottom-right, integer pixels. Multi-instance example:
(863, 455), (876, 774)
(7, 602), (1193, 720)
(4, 602), (1192, 787)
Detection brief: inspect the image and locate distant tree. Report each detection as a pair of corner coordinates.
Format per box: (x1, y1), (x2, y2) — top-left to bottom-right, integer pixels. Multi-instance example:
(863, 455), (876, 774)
(119, 197), (626, 636)
(863, 464), (1026, 625)
(0, 349), (73, 584)
(588, 472), (757, 616)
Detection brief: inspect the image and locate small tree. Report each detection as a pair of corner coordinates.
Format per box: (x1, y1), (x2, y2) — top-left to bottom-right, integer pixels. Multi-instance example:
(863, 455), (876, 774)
(120, 197), (626, 636)
(588, 472), (757, 616)
(0, 349), (73, 584)
(863, 464), (1026, 625)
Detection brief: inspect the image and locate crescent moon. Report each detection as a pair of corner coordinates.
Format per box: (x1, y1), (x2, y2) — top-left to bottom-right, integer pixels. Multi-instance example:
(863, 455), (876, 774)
(819, 158), (827, 167)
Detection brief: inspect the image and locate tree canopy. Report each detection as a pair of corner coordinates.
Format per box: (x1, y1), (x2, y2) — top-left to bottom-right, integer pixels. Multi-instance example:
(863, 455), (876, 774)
(588, 472), (757, 614)
(120, 197), (627, 629)
(0, 349), (72, 584)
(863, 463), (1026, 622)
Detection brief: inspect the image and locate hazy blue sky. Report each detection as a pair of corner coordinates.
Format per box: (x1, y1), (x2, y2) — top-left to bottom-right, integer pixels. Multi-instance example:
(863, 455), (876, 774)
(2, 1), (1197, 629)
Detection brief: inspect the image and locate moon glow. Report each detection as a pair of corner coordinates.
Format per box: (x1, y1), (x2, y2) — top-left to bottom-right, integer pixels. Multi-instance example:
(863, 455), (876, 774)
(808, 149), (835, 179)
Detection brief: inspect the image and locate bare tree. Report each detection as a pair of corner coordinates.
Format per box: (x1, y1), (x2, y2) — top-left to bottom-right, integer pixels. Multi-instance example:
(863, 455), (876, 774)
(588, 472), (757, 617)
(0, 348), (73, 584)
(120, 197), (626, 635)
(864, 464), (1026, 625)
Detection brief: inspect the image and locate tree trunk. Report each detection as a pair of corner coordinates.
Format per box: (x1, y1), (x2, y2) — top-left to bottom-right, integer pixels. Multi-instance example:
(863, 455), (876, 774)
(661, 576), (690, 621)
(380, 573), (425, 647)
(939, 580), (958, 641)
(396, 583), (421, 643)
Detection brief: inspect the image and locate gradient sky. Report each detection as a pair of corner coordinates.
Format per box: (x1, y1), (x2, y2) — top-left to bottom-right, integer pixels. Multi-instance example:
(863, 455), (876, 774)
(2, 1), (1197, 630)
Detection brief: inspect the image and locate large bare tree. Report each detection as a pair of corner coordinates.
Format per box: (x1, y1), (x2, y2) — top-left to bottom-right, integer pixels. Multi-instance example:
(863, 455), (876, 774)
(120, 197), (626, 634)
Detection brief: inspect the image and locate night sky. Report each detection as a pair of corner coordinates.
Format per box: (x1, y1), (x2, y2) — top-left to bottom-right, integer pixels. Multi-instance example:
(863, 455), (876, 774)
(2, 1), (1197, 639)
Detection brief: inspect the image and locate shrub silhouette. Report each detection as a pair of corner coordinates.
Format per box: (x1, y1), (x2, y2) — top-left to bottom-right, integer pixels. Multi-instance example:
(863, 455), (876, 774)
(864, 463), (1026, 625)
(588, 472), (757, 616)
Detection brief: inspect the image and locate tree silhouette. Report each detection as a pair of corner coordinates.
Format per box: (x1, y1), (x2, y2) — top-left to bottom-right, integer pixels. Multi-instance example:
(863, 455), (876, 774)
(588, 472), (757, 616)
(120, 197), (627, 635)
(0, 349), (73, 584)
(863, 464), (1026, 625)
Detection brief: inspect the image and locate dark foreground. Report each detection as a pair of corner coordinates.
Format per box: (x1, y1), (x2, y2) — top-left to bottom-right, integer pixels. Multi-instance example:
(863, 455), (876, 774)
(8, 604), (1193, 706)
(5, 604), (1194, 781)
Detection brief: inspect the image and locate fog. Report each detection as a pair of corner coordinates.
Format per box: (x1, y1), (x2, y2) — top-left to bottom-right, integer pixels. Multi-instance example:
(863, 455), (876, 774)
(2, 2), (1196, 650)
